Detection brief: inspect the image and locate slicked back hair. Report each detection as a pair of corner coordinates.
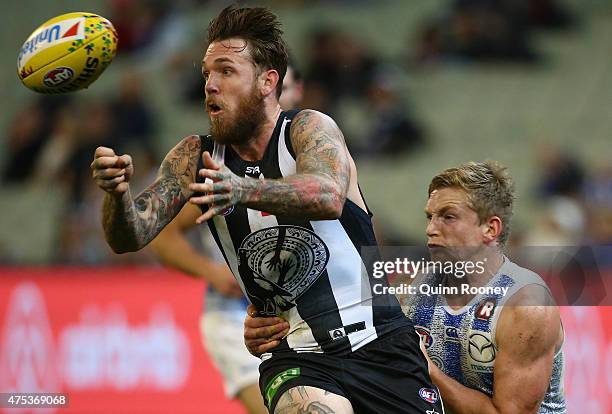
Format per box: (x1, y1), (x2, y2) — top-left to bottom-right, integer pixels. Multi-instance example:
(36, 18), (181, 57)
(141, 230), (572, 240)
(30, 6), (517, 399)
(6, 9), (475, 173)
(207, 5), (288, 99)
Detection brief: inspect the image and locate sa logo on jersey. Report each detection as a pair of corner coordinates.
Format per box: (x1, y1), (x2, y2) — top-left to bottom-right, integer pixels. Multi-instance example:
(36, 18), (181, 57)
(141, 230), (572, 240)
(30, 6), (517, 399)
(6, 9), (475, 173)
(245, 166), (261, 175)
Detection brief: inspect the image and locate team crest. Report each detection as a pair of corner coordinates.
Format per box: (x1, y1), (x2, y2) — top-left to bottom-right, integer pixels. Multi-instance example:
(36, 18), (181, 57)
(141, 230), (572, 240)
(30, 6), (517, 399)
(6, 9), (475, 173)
(237, 225), (329, 315)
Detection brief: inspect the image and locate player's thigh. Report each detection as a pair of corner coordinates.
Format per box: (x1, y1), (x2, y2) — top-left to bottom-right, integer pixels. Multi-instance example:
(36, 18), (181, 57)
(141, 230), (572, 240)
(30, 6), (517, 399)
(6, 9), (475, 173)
(274, 385), (354, 414)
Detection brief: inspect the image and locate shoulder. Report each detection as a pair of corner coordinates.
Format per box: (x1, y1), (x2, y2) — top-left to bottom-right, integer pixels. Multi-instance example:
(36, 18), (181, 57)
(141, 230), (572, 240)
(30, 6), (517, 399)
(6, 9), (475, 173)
(503, 260), (546, 287)
(289, 109), (345, 149)
(496, 283), (560, 357)
(291, 110), (340, 135)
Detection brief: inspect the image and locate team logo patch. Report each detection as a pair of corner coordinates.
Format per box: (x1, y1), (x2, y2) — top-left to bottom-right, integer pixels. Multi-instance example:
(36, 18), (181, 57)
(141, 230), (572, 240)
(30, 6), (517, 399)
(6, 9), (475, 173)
(43, 67), (74, 87)
(419, 387), (439, 403)
(220, 205), (234, 216)
(238, 225), (329, 315)
(444, 326), (460, 342)
(468, 332), (496, 363)
(475, 299), (497, 321)
(328, 321), (366, 340)
(415, 326), (434, 348)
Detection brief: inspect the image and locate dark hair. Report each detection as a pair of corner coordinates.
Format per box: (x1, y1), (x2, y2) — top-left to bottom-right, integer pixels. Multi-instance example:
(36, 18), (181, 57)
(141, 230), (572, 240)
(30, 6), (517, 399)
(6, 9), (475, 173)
(207, 5), (288, 99)
(428, 160), (515, 246)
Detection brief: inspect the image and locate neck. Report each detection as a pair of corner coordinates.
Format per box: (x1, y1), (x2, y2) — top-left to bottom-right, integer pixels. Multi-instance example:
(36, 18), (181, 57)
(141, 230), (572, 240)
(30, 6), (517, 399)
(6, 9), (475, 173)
(231, 101), (282, 161)
(443, 248), (505, 307)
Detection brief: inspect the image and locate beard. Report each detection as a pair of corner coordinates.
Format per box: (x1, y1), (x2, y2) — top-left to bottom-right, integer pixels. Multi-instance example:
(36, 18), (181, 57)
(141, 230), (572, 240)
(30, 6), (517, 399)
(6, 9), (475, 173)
(208, 86), (265, 145)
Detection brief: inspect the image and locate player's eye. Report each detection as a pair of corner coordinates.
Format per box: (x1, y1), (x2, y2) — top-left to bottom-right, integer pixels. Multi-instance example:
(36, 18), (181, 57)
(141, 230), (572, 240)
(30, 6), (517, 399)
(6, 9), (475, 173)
(202, 72), (209, 81)
(223, 68), (232, 76)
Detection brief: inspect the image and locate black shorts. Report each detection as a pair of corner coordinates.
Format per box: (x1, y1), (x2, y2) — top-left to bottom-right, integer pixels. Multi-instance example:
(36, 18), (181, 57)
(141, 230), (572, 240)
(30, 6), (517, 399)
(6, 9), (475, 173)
(259, 325), (444, 413)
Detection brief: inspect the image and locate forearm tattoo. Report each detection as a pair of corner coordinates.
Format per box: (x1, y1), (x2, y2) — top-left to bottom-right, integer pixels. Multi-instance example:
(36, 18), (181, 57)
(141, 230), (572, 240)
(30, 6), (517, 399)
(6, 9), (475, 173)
(243, 110), (350, 219)
(102, 136), (201, 251)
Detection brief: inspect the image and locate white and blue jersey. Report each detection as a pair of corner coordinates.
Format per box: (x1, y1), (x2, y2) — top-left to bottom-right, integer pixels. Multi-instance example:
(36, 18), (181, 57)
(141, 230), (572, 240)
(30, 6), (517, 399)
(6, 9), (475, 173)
(402, 258), (566, 414)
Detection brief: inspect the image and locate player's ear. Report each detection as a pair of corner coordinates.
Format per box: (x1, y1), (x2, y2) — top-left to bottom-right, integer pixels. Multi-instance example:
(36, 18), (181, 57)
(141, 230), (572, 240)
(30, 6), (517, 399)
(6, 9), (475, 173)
(260, 69), (279, 97)
(483, 216), (503, 245)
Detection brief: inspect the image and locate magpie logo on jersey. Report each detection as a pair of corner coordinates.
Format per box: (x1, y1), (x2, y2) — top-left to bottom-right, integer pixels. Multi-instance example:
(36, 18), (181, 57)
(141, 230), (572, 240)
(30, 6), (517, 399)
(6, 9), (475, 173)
(237, 225), (330, 315)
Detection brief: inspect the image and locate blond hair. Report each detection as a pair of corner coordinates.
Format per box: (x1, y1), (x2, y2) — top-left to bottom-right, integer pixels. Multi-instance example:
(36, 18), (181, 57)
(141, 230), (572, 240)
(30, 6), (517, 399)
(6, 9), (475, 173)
(428, 161), (515, 246)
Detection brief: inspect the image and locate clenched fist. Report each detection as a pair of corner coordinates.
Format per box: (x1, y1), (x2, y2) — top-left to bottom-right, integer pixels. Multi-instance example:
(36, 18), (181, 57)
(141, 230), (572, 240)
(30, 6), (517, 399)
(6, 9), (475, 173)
(90, 146), (134, 194)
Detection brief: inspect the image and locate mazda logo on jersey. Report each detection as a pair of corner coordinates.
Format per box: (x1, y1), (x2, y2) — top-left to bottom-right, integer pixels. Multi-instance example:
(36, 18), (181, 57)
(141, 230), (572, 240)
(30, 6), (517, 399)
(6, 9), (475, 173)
(237, 225), (329, 315)
(468, 332), (496, 363)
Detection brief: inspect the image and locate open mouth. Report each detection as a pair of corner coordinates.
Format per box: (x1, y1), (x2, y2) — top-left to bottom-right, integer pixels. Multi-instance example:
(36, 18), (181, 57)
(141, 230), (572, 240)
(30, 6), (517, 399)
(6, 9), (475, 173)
(207, 102), (223, 115)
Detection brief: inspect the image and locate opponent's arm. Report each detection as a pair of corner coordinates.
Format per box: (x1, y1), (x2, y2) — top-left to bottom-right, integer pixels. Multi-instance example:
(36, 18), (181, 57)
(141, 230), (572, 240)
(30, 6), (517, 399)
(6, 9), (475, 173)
(149, 203), (242, 297)
(190, 110), (350, 221)
(427, 285), (560, 414)
(96, 135), (201, 253)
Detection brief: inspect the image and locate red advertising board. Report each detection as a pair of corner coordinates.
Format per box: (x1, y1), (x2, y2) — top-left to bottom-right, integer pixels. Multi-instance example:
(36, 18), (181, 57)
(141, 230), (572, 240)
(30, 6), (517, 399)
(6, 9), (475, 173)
(0, 267), (610, 413)
(0, 267), (244, 414)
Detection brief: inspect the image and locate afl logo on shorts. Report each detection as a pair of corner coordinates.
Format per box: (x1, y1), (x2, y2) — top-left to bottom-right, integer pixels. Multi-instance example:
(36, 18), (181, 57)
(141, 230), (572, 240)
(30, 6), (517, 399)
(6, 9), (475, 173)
(237, 225), (329, 315)
(419, 387), (439, 403)
(43, 67), (74, 87)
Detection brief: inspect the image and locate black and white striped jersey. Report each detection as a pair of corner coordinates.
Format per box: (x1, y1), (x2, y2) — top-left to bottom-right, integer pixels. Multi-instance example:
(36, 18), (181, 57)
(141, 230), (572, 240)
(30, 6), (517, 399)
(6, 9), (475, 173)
(196, 110), (410, 355)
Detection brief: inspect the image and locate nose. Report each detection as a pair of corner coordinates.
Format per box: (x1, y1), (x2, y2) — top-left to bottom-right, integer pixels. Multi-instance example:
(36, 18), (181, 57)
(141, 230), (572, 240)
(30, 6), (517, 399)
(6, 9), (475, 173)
(205, 73), (219, 95)
(426, 217), (439, 239)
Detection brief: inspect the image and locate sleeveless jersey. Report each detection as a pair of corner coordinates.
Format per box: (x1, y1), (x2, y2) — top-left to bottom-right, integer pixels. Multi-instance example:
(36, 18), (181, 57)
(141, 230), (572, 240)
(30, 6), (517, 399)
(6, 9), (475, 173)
(403, 258), (566, 413)
(196, 110), (409, 355)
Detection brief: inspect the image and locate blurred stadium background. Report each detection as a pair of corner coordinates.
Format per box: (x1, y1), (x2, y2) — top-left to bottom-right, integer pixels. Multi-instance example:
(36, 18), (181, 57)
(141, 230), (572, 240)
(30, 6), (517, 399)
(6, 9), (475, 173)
(0, 0), (610, 413)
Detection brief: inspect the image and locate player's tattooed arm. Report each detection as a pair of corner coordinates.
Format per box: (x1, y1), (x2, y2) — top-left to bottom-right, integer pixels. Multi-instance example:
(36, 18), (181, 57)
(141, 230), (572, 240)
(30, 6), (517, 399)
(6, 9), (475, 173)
(102, 135), (201, 252)
(192, 110), (350, 221)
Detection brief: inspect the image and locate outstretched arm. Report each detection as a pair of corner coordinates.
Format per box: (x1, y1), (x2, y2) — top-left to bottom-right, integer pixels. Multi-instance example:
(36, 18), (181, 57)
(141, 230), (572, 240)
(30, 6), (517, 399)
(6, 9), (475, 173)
(189, 110), (351, 222)
(94, 135), (201, 253)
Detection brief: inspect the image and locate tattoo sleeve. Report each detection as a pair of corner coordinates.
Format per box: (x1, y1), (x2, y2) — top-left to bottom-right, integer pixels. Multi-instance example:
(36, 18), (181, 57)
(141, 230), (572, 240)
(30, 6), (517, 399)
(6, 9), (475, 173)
(102, 135), (201, 252)
(242, 110), (350, 219)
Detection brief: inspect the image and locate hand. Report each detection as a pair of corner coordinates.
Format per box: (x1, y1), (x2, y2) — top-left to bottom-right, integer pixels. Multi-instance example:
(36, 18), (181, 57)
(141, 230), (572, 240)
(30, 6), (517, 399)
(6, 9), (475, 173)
(188, 151), (248, 223)
(208, 263), (243, 298)
(91, 146), (134, 194)
(418, 333), (434, 376)
(244, 304), (290, 357)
